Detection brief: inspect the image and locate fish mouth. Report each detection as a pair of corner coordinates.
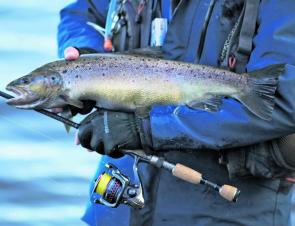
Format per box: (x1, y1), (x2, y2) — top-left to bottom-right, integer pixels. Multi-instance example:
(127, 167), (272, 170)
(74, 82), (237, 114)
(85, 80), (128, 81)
(5, 86), (48, 109)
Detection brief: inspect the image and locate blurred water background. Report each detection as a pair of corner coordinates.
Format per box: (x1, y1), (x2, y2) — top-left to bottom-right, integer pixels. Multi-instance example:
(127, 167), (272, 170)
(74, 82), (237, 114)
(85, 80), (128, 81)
(0, 1), (99, 225)
(0, 1), (294, 226)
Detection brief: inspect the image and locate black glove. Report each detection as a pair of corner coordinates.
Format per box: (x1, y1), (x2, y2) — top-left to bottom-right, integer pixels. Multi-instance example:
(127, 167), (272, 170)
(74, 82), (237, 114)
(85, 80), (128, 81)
(271, 134), (295, 170)
(68, 100), (97, 116)
(224, 139), (295, 179)
(78, 110), (152, 157)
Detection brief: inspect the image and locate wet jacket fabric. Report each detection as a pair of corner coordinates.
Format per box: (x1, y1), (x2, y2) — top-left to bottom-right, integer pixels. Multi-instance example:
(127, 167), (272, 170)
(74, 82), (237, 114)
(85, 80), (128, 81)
(58, 1), (295, 226)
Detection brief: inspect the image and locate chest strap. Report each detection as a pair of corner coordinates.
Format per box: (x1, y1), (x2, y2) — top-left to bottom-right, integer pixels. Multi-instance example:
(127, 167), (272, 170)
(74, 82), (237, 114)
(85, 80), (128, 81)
(220, 0), (260, 73)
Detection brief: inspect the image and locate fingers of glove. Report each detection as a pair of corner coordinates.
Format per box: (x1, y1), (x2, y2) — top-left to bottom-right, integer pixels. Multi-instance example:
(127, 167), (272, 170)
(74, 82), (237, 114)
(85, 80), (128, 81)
(90, 129), (104, 154)
(70, 100), (97, 116)
(78, 122), (94, 150)
(49, 101), (96, 118)
(64, 46), (80, 60)
(103, 137), (124, 158)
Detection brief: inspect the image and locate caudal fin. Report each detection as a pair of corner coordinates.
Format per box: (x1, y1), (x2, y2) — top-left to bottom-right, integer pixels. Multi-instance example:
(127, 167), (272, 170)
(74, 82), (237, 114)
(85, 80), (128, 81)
(236, 64), (285, 120)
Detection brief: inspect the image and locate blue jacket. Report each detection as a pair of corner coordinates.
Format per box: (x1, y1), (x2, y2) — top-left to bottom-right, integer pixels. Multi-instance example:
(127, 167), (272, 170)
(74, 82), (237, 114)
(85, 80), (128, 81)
(58, 0), (295, 151)
(58, 1), (295, 226)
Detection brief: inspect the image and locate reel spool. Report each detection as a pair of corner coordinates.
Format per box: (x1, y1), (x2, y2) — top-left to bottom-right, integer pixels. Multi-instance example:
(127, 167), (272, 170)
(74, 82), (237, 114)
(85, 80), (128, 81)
(91, 163), (144, 208)
(95, 172), (123, 205)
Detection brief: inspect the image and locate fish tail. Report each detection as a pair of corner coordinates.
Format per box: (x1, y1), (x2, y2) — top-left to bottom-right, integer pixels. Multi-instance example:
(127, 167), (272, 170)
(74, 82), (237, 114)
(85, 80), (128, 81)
(235, 64), (285, 120)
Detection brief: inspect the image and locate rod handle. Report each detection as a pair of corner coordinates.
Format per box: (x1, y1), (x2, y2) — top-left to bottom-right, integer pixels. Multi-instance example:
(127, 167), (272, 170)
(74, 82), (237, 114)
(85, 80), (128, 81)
(219, 184), (240, 202)
(172, 163), (202, 184)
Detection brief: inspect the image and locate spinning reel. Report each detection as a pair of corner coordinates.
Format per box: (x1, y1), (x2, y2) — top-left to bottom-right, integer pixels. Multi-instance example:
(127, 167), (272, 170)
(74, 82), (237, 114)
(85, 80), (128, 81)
(91, 150), (240, 209)
(91, 158), (144, 208)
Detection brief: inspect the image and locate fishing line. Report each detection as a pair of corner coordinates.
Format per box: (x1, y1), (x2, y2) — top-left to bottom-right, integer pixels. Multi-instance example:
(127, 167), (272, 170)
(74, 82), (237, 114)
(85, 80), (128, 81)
(0, 90), (88, 195)
(0, 111), (59, 143)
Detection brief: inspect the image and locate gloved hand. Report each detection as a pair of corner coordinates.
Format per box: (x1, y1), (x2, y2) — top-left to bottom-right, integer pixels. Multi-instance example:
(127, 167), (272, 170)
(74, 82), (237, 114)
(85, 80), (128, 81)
(224, 137), (295, 180)
(77, 110), (152, 157)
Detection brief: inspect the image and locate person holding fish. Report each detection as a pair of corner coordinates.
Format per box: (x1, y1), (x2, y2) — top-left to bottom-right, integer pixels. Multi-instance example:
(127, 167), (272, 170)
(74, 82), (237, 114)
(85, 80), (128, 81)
(56, 0), (295, 225)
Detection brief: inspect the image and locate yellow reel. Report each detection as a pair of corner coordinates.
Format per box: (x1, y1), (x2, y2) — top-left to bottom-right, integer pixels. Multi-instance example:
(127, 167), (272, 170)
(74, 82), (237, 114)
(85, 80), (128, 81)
(95, 173), (112, 195)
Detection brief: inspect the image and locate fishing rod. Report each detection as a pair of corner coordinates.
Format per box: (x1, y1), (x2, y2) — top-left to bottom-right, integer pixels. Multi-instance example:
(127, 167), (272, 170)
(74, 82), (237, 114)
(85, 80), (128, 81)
(0, 90), (80, 129)
(0, 90), (240, 207)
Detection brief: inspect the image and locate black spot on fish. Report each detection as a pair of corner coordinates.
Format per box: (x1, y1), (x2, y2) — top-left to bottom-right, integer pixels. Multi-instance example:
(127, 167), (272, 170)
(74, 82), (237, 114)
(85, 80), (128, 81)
(51, 76), (56, 80)
(193, 74), (197, 77)
(102, 73), (105, 76)
(75, 75), (79, 78)
(62, 70), (67, 73)
(75, 65), (79, 69)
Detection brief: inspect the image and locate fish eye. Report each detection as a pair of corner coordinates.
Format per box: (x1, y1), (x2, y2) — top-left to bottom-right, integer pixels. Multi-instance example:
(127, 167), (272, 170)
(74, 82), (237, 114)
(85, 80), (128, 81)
(49, 75), (60, 84)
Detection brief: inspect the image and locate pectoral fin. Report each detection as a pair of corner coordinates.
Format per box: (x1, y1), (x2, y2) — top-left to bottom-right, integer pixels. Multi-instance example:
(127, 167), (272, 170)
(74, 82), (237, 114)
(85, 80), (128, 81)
(60, 108), (74, 133)
(64, 123), (72, 133)
(60, 95), (84, 109)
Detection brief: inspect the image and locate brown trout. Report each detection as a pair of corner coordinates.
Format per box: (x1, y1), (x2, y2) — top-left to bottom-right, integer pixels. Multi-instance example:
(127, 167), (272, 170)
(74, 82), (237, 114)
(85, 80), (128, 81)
(6, 53), (284, 120)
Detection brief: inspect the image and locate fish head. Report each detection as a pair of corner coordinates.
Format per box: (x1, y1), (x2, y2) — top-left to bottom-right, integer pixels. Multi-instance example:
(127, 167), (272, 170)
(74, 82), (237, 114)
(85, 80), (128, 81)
(6, 67), (65, 109)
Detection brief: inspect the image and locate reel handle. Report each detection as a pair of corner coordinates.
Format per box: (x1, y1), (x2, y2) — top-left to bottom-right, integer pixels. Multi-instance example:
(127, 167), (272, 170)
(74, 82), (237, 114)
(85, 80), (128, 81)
(172, 163), (240, 202)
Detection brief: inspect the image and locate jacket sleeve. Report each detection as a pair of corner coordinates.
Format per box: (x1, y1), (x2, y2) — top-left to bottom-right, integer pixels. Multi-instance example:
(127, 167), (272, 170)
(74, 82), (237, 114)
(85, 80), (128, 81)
(149, 1), (295, 151)
(57, 0), (109, 57)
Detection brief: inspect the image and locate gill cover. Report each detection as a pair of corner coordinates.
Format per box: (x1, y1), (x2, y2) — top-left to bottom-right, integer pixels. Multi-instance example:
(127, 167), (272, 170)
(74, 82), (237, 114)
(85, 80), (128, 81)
(6, 67), (64, 109)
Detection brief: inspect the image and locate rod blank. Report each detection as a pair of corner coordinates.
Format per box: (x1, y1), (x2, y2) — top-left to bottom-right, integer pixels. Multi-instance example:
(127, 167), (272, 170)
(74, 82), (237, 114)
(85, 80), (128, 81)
(0, 90), (80, 129)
